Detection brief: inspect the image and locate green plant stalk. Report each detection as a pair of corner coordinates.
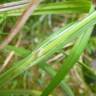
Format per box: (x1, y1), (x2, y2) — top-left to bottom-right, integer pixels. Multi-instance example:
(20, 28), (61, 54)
(7, 43), (96, 75)
(7, 43), (96, 78)
(0, 1), (90, 17)
(41, 23), (94, 96)
(6, 44), (96, 96)
(0, 1), (90, 24)
(5, 45), (74, 96)
(0, 10), (96, 88)
(41, 5), (95, 96)
(40, 64), (74, 96)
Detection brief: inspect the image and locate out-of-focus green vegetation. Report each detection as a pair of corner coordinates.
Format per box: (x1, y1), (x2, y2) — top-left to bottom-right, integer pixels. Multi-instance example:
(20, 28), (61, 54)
(0, 0), (96, 96)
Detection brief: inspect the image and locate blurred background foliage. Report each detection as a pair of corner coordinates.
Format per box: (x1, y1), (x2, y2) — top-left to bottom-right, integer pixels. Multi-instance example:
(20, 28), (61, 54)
(0, 0), (96, 96)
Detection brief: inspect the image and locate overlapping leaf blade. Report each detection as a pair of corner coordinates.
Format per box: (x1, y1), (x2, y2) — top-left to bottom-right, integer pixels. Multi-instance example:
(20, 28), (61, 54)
(0, 10), (96, 88)
(41, 5), (95, 96)
(0, 1), (90, 17)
